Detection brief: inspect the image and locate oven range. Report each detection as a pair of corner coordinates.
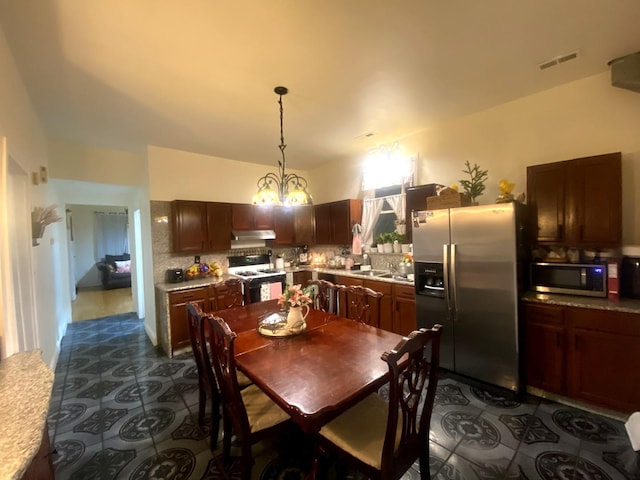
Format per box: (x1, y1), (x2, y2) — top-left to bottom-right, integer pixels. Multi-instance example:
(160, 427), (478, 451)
(227, 254), (286, 303)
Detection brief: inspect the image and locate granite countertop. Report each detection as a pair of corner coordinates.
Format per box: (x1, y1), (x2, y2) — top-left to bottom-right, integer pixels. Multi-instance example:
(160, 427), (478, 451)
(155, 273), (238, 293)
(289, 266), (415, 286)
(521, 291), (640, 314)
(0, 350), (54, 480)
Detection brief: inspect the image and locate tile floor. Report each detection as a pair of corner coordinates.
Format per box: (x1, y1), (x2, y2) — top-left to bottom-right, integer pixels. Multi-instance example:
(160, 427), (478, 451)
(48, 313), (640, 479)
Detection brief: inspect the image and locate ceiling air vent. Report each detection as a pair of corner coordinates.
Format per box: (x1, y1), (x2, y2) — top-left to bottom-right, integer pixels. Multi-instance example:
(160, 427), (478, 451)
(538, 50), (580, 71)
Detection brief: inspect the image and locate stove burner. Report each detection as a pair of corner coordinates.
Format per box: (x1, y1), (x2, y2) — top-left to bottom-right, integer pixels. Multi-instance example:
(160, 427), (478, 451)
(257, 268), (281, 274)
(233, 271), (259, 277)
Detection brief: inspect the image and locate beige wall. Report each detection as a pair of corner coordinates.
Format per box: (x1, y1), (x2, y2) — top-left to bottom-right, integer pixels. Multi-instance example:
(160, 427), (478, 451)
(49, 138), (147, 186)
(0, 24), (65, 367)
(312, 72), (640, 244)
(147, 145), (312, 203)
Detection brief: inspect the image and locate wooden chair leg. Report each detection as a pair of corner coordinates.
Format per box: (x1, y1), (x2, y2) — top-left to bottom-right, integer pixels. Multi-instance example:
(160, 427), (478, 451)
(197, 382), (206, 426)
(241, 444), (254, 480)
(306, 440), (323, 480)
(209, 394), (220, 451)
(419, 449), (430, 480)
(222, 414), (232, 466)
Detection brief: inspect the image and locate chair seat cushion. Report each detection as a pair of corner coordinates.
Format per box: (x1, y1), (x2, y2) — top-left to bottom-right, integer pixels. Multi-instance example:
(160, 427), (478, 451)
(237, 371), (252, 388)
(241, 384), (289, 433)
(319, 393), (400, 469)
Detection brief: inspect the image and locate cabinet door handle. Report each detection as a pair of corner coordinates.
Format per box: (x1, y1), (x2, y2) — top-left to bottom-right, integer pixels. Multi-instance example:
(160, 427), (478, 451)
(558, 224), (564, 238)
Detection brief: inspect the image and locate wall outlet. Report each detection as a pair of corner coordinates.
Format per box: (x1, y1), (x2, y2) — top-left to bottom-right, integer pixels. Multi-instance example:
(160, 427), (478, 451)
(194, 255), (200, 264)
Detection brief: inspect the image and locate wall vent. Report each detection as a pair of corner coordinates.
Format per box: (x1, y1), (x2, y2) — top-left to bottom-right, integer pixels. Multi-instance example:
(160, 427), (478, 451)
(538, 50), (580, 70)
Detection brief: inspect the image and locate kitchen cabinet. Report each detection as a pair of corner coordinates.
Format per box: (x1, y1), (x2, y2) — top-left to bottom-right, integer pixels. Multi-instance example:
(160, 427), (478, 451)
(566, 307), (640, 413)
(293, 205), (316, 245)
(364, 279), (393, 331)
(523, 302), (566, 394)
(272, 205), (315, 246)
(527, 152), (621, 247)
(171, 200), (231, 253)
(20, 425), (55, 480)
(168, 287), (208, 353)
(523, 301), (640, 413)
(392, 284), (416, 336)
(292, 270), (312, 287)
(405, 184), (440, 243)
(314, 199), (362, 245)
(232, 204), (274, 230)
(273, 207), (295, 246)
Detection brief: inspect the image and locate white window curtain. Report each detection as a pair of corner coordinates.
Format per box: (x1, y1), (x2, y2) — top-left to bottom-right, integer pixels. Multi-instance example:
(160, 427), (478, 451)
(362, 197), (385, 247)
(94, 212), (129, 260)
(385, 193), (406, 224)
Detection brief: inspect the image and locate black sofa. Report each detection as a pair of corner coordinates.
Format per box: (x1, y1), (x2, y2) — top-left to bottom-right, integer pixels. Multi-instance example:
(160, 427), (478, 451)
(96, 253), (132, 289)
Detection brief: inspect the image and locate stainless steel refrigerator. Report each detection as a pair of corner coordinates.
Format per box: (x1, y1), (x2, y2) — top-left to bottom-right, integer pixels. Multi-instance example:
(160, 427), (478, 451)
(412, 203), (526, 393)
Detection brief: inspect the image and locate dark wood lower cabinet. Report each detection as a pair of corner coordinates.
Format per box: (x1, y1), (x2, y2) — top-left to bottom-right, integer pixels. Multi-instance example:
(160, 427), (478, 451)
(392, 284), (416, 336)
(523, 303), (566, 394)
(524, 301), (640, 413)
(292, 270), (312, 287)
(168, 287), (208, 352)
(566, 307), (640, 413)
(21, 425), (55, 480)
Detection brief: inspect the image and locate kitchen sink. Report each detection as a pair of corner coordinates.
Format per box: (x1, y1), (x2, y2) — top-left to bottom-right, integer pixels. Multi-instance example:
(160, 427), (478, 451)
(350, 269), (387, 276)
(377, 273), (413, 282)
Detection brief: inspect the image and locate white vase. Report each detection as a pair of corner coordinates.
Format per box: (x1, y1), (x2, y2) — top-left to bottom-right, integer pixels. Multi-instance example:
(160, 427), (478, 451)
(392, 242), (402, 253)
(383, 243), (393, 253)
(286, 305), (309, 329)
(401, 244), (411, 253)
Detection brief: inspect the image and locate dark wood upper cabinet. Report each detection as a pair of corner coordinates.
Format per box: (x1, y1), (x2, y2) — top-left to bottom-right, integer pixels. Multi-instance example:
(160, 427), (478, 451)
(527, 152), (621, 247)
(272, 207), (295, 246)
(405, 184), (440, 243)
(314, 203), (333, 244)
(231, 204), (274, 230)
(172, 200), (231, 253)
(293, 205), (316, 245)
(527, 163), (566, 244)
(314, 199), (362, 245)
(206, 202), (232, 251)
(172, 200), (207, 252)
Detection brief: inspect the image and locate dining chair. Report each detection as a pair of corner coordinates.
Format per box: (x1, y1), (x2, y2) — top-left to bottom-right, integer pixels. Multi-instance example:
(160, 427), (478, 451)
(309, 324), (443, 480)
(308, 279), (339, 314)
(186, 302), (222, 450)
(337, 285), (384, 327)
(187, 302), (252, 451)
(210, 278), (250, 311)
(206, 314), (292, 480)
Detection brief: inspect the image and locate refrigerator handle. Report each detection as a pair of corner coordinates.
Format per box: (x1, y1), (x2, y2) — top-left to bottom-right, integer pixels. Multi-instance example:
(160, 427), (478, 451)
(443, 244), (451, 313)
(450, 243), (457, 315)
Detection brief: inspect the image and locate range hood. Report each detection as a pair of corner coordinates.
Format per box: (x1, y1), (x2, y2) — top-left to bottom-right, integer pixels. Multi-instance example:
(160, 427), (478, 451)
(231, 230), (276, 241)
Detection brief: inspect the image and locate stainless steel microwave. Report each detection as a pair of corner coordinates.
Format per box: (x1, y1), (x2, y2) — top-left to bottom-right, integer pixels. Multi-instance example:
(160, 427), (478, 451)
(530, 262), (607, 297)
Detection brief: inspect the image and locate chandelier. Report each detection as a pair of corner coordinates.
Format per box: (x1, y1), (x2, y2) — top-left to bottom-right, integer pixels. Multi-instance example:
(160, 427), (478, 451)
(252, 86), (312, 206)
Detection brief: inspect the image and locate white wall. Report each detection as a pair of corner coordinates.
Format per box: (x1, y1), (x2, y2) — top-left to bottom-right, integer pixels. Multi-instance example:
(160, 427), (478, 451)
(147, 145), (312, 203)
(0, 24), (65, 367)
(311, 72), (640, 244)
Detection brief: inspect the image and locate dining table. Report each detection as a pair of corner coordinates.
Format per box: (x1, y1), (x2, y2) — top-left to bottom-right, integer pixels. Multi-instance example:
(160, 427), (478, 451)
(210, 299), (405, 434)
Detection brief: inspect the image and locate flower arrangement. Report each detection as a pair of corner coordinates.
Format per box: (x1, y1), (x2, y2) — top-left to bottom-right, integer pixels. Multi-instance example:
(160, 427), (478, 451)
(278, 284), (313, 310)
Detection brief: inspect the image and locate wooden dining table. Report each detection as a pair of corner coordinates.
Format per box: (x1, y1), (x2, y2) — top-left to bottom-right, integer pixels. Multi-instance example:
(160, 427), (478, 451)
(211, 299), (405, 433)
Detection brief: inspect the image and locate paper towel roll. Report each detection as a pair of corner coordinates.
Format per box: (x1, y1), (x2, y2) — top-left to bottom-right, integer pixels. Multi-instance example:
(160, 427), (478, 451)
(625, 411), (640, 451)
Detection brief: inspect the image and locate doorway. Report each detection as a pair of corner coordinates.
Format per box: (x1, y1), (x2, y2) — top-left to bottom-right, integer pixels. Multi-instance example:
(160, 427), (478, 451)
(67, 204), (133, 321)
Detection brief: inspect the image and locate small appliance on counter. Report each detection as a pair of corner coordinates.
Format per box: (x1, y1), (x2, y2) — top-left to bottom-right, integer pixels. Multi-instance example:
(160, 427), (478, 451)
(166, 268), (184, 283)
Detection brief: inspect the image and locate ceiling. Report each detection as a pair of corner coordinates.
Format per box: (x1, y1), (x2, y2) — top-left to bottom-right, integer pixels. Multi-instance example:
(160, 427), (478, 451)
(1, 1), (639, 170)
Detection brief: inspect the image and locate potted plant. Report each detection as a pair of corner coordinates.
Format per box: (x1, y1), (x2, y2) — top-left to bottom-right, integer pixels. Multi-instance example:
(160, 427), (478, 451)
(377, 232), (395, 253)
(460, 160), (488, 205)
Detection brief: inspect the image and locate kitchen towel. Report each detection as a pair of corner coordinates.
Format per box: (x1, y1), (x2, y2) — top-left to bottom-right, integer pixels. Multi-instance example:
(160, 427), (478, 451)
(352, 223), (362, 255)
(260, 283), (271, 301)
(625, 411), (640, 451)
(269, 281), (282, 300)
